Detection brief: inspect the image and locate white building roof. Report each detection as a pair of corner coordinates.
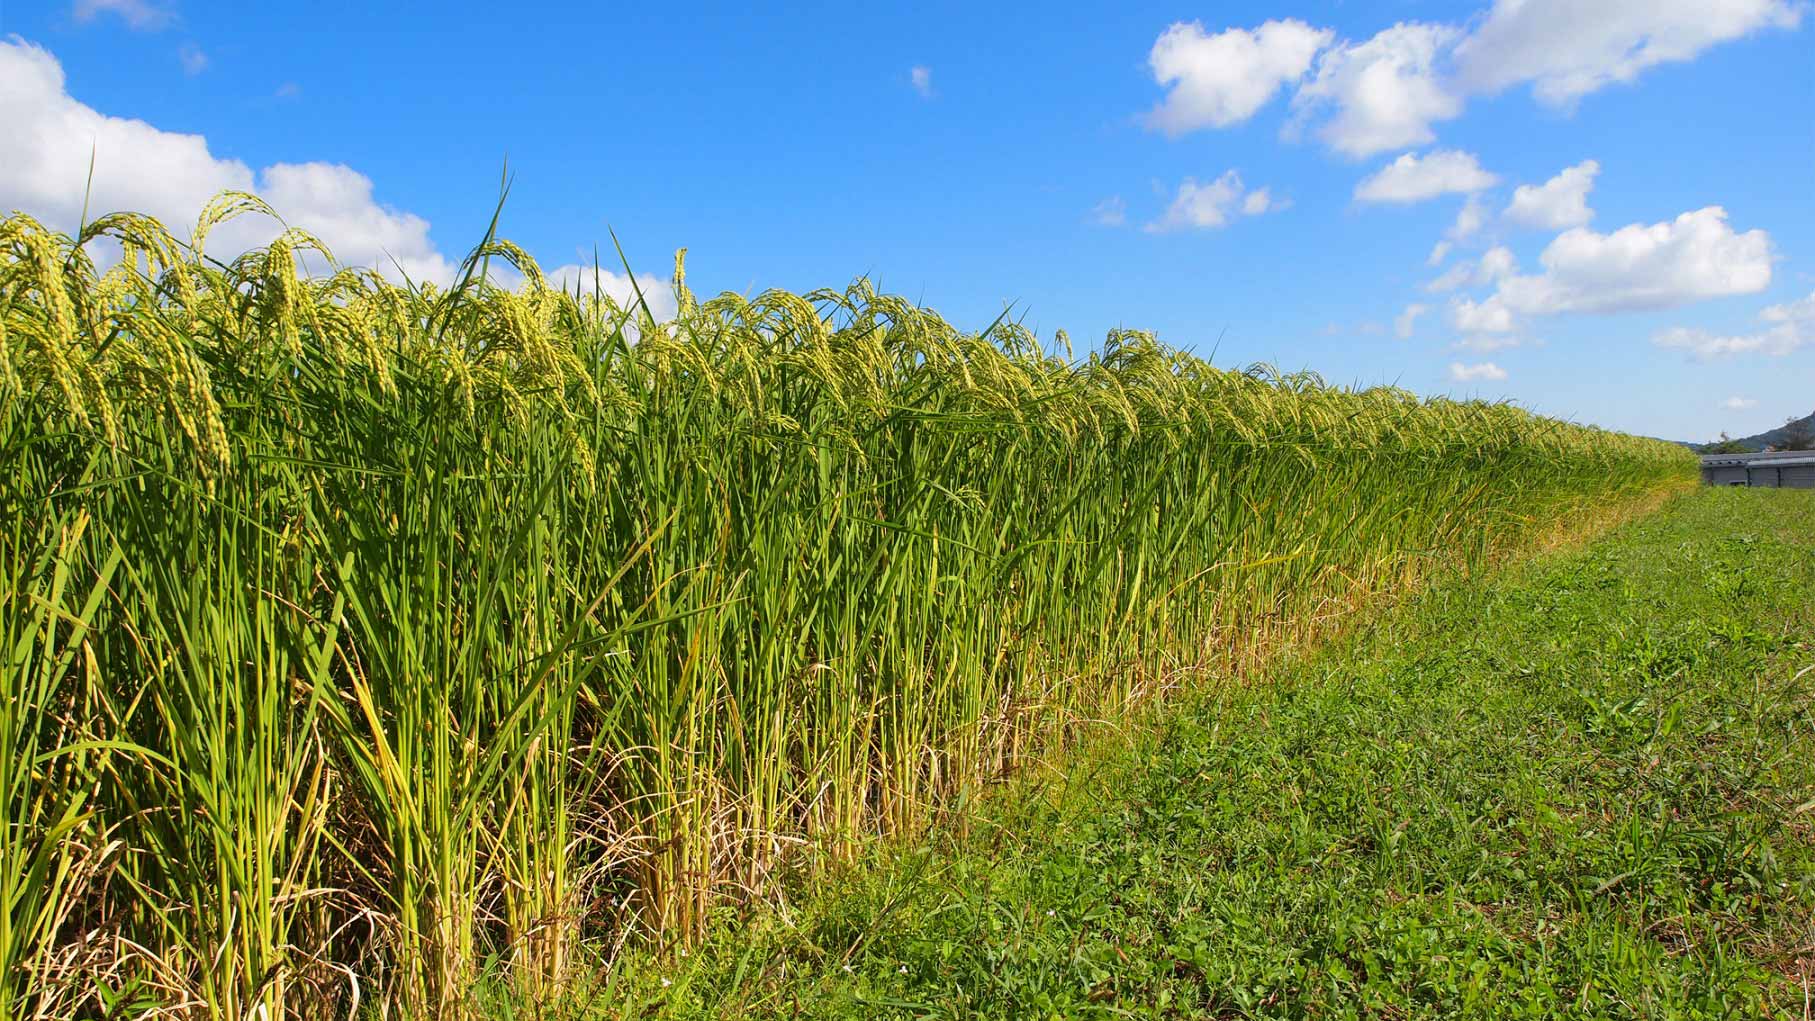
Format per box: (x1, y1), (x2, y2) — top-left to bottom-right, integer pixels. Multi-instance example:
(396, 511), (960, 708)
(1700, 450), (1815, 468)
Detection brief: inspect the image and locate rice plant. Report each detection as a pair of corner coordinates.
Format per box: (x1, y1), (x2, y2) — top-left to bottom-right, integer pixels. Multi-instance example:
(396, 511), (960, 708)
(0, 194), (1694, 1018)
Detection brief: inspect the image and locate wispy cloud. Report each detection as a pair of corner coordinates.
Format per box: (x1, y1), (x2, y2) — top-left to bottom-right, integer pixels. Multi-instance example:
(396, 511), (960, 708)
(1394, 303), (1427, 339)
(1653, 289), (1814, 358)
(1089, 196), (1127, 227)
(178, 42), (207, 76)
(1453, 334), (1523, 353)
(73, 0), (173, 30)
(910, 65), (933, 98)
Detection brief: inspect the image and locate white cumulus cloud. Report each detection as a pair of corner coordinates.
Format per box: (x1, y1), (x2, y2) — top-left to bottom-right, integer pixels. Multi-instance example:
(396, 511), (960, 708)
(251, 162), (455, 284)
(1449, 295), (1518, 333)
(1490, 206), (1772, 317)
(1138, 5), (1797, 159)
(1652, 288), (1815, 358)
(1142, 19), (1332, 135)
(1242, 188), (1286, 215)
(3, 38), (246, 229)
(1504, 159), (1599, 230)
(542, 263), (678, 322)
(1448, 361), (1508, 382)
(1145, 171), (1284, 232)
(1453, 0), (1803, 106)
(1, 37), (454, 283)
(1720, 396), (1758, 410)
(1477, 245), (1518, 279)
(910, 65), (933, 98)
(1354, 149), (1497, 203)
(1291, 23), (1463, 158)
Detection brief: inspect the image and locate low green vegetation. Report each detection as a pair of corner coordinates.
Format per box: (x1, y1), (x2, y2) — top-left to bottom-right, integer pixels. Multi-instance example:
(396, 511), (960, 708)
(632, 488), (1815, 1019)
(1, 196), (1692, 1019)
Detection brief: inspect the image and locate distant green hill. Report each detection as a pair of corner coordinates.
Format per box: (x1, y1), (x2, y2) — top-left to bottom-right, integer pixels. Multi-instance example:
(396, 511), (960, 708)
(1700, 409), (1815, 453)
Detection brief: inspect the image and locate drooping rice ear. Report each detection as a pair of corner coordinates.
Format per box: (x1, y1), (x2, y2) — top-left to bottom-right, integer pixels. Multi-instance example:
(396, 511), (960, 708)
(192, 190), (282, 260)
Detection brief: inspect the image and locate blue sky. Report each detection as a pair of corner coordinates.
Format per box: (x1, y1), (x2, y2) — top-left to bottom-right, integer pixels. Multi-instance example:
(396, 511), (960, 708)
(3, 1), (1811, 441)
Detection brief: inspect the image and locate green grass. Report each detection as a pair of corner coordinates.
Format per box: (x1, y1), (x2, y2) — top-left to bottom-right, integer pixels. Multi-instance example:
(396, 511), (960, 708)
(620, 488), (1815, 1020)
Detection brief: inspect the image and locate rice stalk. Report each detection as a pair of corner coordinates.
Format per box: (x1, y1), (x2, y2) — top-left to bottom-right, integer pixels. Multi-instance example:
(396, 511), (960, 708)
(0, 197), (1696, 1018)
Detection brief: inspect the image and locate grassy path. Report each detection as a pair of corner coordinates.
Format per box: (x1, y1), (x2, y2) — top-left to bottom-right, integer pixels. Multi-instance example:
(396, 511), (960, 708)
(608, 489), (1815, 1020)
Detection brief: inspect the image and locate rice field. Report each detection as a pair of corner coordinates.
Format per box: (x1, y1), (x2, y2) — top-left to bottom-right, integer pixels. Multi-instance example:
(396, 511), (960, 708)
(0, 195), (1694, 1019)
